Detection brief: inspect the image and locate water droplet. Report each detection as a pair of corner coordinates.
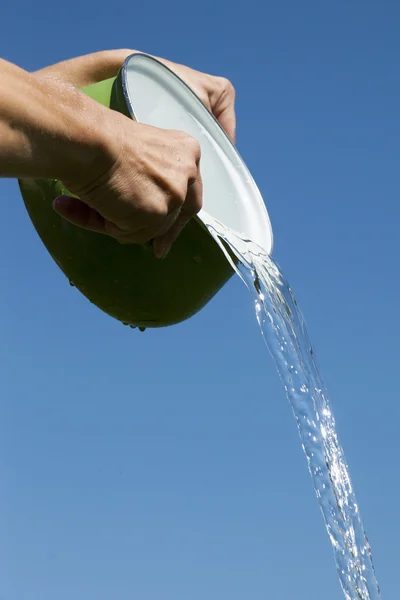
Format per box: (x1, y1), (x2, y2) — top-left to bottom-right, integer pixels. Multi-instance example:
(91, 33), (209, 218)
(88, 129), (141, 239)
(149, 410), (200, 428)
(69, 280), (75, 287)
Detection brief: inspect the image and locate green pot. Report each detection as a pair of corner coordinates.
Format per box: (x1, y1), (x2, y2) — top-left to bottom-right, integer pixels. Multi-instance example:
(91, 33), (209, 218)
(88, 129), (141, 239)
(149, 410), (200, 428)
(19, 54), (273, 329)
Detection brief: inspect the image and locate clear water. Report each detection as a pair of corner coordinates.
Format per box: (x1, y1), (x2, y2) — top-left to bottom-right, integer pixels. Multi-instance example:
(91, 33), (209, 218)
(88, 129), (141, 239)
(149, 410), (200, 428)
(207, 222), (381, 600)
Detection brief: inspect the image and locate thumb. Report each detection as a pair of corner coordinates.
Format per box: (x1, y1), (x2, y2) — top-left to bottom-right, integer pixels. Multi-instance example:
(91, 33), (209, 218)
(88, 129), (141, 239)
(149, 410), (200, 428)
(53, 195), (106, 234)
(152, 211), (192, 259)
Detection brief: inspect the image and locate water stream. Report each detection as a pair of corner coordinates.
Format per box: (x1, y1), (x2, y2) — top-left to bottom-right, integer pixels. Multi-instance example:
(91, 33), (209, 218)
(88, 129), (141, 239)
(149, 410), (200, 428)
(207, 222), (381, 600)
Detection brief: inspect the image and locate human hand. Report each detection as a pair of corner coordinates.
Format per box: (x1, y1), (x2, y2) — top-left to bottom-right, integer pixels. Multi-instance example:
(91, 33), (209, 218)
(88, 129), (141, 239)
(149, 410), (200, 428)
(55, 111), (202, 259)
(34, 50), (236, 142)
(157, 58), (236, 143)
(35, 51), (236, 256)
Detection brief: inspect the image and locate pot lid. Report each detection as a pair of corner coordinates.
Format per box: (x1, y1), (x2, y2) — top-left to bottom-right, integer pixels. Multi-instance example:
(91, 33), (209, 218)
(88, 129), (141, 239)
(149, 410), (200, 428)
(120, 53), (273, 254)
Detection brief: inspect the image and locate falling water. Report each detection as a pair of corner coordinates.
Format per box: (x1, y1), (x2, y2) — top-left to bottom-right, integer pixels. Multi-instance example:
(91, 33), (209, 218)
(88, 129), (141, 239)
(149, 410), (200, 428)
(207, 222), (381, 600)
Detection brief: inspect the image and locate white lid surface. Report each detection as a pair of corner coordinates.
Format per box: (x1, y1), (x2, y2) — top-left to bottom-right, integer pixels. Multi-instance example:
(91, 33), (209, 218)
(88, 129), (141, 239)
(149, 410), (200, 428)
(121, 54), (273, 254)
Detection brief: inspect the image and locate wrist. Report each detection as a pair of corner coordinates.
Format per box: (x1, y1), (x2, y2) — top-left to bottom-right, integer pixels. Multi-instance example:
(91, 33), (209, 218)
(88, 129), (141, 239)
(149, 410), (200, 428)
(33, 49), (139, 88)
(58, 89), (132, 195)
(51, 83), (116, 183)
(0, 60), (113, 182)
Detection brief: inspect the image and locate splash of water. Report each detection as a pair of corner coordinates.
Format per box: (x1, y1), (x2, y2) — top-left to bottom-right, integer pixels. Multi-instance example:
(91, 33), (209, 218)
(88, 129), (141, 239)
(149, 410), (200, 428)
(207, 223), (381, 600)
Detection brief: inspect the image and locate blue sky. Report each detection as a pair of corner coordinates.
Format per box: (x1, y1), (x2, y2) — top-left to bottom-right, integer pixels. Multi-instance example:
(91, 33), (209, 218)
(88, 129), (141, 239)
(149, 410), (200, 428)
(1, 1), (399, 598)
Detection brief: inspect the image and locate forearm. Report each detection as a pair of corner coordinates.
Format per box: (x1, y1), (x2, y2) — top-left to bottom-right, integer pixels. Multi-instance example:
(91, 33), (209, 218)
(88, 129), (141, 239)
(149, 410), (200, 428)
(0, 58), (110, 180)
(34, 49), (136, 88)
(32, 49), (181, 90)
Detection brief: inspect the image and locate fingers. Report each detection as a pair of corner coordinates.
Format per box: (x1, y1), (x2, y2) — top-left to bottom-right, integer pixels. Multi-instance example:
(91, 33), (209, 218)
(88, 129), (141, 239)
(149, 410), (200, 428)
(210, 77), (236, 144)
(152, 173), (203, 259)
(54, 123), (205, 256)
(53, 195), (107, 233)
(113, 206), (181, 245)
(54, 195), (169, 243)
(54, 170), (203, 258)
(217, 102), (236, 144)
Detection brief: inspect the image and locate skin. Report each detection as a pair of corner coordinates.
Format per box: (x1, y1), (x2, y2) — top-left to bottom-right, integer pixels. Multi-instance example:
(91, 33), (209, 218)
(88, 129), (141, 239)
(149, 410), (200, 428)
(0, 50), (236, 258)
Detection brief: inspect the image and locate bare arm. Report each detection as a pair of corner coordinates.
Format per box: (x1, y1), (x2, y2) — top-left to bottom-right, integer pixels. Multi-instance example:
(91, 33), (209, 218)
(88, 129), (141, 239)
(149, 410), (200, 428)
(34, 49), (135, 88)
(1, 50), (236, 257)
(34, 49), (237, 142)
(0, 56), (202, 258)
(0, 58), (110, 180)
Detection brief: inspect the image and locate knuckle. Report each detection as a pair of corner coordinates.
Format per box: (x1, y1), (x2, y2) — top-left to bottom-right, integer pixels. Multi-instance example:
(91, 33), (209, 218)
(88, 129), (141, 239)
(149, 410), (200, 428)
(150, 181), (185, 215)
(188, 169), (199, 186)
(189, 200), (202, 216)
(186, 183), (203, 216)
(168, 190), (185, 211)
(158, 175), (186, 207)
(172, 131), (201, 166)
(172, 130), (191, 145)
(180, 132), (201, 158)
(217, 76), (235, 98)
(184, 141), (202, 181)
(193, 193), (203, 214)
(189, 137), (201, 160)
(152, 199), (170, 219)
